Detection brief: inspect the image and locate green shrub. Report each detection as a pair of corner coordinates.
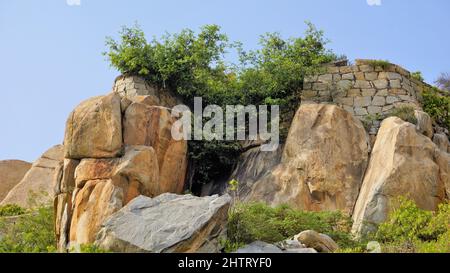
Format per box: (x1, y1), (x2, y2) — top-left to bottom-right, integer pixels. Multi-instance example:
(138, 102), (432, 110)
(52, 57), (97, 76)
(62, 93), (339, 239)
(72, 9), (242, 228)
(0, 204), (26, 217)
(376, 197), (450, 253)
(0, 205), (55, 253)
(387, 106), (417, 125)
(422, 86), (450, 131)
(105, 23), (338, 188)
(366, 60), (392, 70)
(69, 244), (110, 253)
(227, 202), (357, 249)
(411, 71), (424, 82)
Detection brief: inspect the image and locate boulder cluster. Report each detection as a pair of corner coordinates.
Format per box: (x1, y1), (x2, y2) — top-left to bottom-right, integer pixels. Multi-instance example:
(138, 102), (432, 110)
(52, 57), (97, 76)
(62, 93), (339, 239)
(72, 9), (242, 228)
(55, 89), (188, 250)
(1, 64), (449, 252)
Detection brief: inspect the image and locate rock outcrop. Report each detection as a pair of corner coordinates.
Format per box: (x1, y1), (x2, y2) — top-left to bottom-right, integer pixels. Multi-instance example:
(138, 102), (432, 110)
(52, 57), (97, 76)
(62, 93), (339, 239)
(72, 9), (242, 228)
(1, 145), (63, 208)
(0, 160), (31, 202)
(123, 103), (187, 194)
(247, 104), (370, 214)
(69, 146), (160, 245)
(433, 133), (450, 153)
(95, 194), (231, 253)
(113, 75), (183, 108)
(55, 83), (188, 250)
(352, 117), (450, 235)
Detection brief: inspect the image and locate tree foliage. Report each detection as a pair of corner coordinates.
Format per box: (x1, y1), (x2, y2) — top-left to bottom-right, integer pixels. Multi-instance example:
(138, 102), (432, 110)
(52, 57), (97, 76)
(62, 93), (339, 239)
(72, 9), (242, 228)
(104, 23), (337, 188)
(422, 86), (450, 131)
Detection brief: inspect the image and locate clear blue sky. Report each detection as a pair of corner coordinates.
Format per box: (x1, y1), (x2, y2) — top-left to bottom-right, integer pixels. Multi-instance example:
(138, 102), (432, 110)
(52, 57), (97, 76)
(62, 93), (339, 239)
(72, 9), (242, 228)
(1, 0), (449, 162)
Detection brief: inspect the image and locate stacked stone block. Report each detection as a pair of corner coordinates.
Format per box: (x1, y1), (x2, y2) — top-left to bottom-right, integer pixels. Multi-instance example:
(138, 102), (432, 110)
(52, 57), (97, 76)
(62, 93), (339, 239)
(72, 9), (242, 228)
(301, 59), (428, 135)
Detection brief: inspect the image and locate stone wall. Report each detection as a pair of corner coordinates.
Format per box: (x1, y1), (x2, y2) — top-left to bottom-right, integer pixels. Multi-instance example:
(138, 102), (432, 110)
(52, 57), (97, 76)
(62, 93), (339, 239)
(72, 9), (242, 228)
(301, 59), (429, 135)
(113, 75), (182, 108)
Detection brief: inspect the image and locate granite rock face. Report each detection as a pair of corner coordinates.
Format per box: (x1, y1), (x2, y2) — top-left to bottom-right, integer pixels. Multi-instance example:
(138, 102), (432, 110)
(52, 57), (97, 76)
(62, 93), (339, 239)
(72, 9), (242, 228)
(1, 145), (64, 208)
(95, 194), (231, 253)
(248, 104), (370, 214)
(352, 117), (450, 235)
(0, 160), (31, 202)
(64, 93), (123, 159)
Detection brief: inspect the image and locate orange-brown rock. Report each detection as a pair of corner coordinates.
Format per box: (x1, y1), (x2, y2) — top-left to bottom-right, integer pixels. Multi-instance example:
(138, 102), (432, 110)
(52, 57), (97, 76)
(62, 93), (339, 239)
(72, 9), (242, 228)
(64, 93), (123, 159)
(74, 146), (160, 198)
(0, 160), (31, 202)
(68, 146), (160, 246)
(1, 145), (64, 208)
(69, 179), (123, 245)
(123, 103), (187, 194)
(352, 117), (450, 235)
(248, 104), (370, 214)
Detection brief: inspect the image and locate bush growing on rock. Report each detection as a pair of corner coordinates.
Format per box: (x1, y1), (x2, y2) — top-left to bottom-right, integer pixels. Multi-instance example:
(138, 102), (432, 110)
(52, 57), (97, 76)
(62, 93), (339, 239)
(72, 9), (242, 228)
(227, 202), (357, 250)
(386, 106), (417, 125)
(105, 22), (339, 188)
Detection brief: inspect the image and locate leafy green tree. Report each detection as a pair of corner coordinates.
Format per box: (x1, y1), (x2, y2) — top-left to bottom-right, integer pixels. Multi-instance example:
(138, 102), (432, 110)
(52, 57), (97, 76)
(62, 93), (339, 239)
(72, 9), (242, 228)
(104, 22), (338, 189)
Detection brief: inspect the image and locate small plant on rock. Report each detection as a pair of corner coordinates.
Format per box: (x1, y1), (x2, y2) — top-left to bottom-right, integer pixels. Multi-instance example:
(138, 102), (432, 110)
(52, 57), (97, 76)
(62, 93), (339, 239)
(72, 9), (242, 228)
(387, 106), (417, 125)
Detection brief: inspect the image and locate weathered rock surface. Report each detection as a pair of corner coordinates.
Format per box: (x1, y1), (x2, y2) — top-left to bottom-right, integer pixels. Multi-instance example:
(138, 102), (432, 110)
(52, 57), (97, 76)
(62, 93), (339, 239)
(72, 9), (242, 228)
(0, 160), (31, 202)
(69, 179), (124, 245)
(123, 103), (187, 194)
(74, 146), (160, 199)
(68, 146), (160, 246)
(95, 194), (231, 253)
(64, 93), (123, 159)
(414, 110), (433, 138)
(352, 117), (450, 235)
(248, 104), (370, 214)
(294, 230), (339, 253)
(433, 133), (450, 153)
(1, 145), (64, 208)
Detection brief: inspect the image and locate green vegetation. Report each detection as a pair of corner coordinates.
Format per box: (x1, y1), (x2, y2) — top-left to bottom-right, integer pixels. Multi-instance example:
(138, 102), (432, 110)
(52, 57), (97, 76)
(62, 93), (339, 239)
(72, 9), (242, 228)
(104, 22), (338, 188)
(0, 204), (27, 217)
(362, 113), (383, 131)
(411, 71), (424, 82)
(226, 202), (359, 251)
(70, 244), (110, 253)
(422, 86), (450, 131)
(0, 205), (56, 253)
(365, 59), (392, 70)
(375, 197), (450, 253)
(386, 106), (418, 125)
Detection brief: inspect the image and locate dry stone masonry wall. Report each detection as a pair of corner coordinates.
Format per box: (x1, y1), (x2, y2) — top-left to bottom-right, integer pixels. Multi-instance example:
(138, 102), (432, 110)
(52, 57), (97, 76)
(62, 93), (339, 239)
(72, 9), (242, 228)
(302, 59), (429, 135)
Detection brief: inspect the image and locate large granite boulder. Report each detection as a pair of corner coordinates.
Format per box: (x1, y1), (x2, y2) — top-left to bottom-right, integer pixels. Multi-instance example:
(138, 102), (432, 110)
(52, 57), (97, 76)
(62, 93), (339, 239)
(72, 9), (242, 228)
(352, 117), (450, 235)
(294, 230), (339, 253)
(64, 93), (123, 159)
(95, 193), (231, 253)
(0, 160), (31, 202)
(1, 145), (64, 208)
(248, 104), (370, 214)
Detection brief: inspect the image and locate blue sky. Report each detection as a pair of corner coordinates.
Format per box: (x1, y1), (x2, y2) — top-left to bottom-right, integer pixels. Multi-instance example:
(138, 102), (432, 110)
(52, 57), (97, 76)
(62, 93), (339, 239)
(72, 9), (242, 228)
(0, 0), (449, 162)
